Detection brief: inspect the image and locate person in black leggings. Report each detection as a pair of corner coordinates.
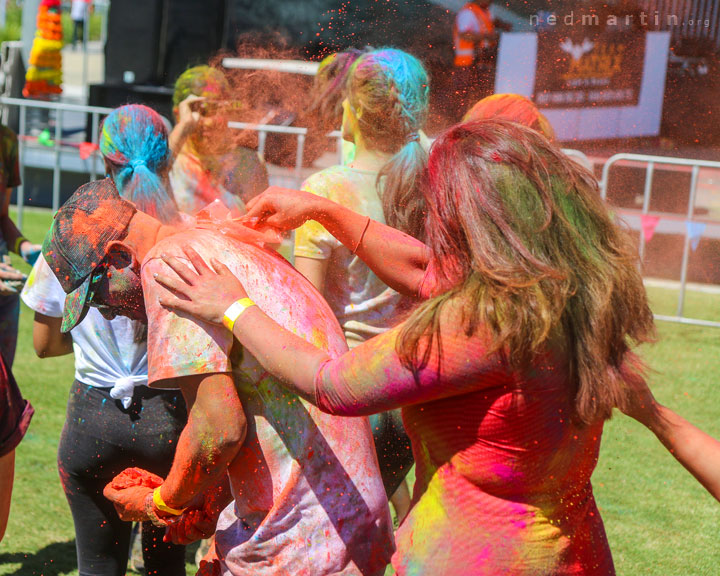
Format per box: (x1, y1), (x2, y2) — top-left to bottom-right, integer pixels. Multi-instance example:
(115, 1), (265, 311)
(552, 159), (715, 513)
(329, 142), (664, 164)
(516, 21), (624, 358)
(23, 105), (189, 575)
(58, 381), (187, 576)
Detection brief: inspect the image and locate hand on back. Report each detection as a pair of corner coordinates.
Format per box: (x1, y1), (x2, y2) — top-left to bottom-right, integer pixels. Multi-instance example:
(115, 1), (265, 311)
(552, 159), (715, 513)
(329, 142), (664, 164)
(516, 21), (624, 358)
(243, 186), (327, 231)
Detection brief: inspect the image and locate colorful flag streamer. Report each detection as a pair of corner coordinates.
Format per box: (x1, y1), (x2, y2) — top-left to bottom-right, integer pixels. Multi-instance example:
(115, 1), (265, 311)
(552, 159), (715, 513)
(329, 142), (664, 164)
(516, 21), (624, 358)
(640, 214), (661, 243)
(686, 221), (706, 251)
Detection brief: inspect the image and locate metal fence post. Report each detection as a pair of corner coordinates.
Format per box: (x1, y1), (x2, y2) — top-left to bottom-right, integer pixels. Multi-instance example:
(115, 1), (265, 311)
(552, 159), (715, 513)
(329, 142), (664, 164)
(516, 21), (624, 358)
(90, 111), (100, 181)
(596, 153), (720, 328)
(294, 133), (306, 187)
(17, 104), (26, 228)
(638, 161), (655, 261)
(52, 108), (63, 212)
(258, 131), (266, 158)
(676, 165), (700, 317)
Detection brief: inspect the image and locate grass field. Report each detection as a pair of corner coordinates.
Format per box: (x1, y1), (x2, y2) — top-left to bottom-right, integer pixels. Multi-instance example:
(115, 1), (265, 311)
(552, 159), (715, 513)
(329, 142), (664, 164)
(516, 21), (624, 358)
(1, 209), (719, 575)
(0, 2), (103, 45)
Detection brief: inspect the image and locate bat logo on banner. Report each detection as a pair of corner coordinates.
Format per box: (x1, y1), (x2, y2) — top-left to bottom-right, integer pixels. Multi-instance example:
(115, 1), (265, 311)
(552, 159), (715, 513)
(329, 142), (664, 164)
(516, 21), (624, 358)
(559, 38), (595, 61)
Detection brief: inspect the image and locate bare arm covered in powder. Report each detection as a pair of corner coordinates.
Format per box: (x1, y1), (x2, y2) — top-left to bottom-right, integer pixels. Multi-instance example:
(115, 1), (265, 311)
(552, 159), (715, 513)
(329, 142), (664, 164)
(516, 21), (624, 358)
(103, 372), (246, 522)
(232, 305), (501, 416)
(155, 252), (500, 417)
(244, 187), (430, 297)
(621, 379), (720, 502)
(32, 314), (73, 358)
(157, 372), (246, 510)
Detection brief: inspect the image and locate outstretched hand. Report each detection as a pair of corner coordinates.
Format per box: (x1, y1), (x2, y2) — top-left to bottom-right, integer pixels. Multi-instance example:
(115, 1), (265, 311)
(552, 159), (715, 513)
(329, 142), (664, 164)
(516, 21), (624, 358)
(0, 260), (25, 295)
(154, 246), (248, 326)
(242, 186), (327, 231)
(163, 491), (220, 545)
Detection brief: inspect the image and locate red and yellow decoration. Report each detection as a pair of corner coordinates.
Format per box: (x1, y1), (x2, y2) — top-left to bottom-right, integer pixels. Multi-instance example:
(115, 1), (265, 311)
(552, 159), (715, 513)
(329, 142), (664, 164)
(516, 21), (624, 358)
(23, 0), (63, 98)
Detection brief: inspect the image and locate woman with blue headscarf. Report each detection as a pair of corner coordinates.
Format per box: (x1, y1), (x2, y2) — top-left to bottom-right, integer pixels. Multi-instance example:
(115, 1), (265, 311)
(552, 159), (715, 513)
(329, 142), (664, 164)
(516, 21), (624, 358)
(21, 105), (187, 576)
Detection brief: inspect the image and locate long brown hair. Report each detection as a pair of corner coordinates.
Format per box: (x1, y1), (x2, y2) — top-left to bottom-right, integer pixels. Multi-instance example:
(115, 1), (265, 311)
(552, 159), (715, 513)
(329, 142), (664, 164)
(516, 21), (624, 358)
(398, 119), (655, 425)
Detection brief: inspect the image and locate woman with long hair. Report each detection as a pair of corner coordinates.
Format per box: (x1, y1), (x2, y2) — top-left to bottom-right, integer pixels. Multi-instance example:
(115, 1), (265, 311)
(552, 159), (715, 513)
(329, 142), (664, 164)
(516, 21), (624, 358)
(156, 119), (655, 575)
(21, 105), (187, 576)
(293, 48), (429, 518)
(464, 93), (720, 505)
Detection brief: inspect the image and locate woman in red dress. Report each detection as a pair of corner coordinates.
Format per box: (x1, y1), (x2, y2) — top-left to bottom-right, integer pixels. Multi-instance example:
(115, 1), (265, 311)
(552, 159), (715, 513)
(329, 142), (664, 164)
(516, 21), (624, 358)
(155, 119), (655, 575)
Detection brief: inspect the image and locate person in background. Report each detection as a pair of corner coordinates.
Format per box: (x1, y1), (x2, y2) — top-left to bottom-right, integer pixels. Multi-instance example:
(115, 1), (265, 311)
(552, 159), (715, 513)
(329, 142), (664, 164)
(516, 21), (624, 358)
(70, 0), (90, 49)
(157, 118), (657, 575)
(306, 47), (370, 165)
(294, 48), (430, 522)
(21, 105), (187, 576)
(451, 0), (511, 120)
(0, 352), (34, 543)
(0, 122), (40, 367)
(464, 92), (599, 172)
(169, 65), (269, 216)
(463, 93), (555, 139)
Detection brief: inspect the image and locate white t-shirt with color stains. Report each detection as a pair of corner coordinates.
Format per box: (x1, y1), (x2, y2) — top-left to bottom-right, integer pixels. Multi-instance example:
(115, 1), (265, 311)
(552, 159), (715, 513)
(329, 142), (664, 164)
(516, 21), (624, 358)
(294, 166), (402, 348)
(21, 254), (148, 404)
(141, 228), (393, 576)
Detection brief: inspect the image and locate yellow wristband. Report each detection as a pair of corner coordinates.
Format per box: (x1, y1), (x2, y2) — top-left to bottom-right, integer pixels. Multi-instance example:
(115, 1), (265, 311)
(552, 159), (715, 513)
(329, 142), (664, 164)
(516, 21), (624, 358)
(222, 297), (256, 332)
(152, 487), (185, 516)
(13, 236), (27, 255)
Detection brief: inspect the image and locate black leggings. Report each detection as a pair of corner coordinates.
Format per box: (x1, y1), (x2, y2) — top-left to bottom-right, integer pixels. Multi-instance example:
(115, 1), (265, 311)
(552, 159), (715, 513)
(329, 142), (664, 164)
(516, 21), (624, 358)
(58, 381), (188, 576)
(369, 409), (414, 497)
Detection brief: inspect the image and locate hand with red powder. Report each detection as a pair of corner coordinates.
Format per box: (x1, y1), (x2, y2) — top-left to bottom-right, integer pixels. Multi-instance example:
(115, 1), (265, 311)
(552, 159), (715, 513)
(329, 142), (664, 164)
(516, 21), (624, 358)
(103, 467), (164, 522)
(164, 507), (216, 545)
(107, 467), (164, 490)
(164, 476), (232, 545)
(196, 558), (222, 576)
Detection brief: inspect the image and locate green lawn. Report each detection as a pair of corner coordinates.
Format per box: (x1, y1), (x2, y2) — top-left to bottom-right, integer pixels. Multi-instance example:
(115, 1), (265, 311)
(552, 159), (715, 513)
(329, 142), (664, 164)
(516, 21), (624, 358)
(1, 209), (719, 575)
(0, 2), (103, 45)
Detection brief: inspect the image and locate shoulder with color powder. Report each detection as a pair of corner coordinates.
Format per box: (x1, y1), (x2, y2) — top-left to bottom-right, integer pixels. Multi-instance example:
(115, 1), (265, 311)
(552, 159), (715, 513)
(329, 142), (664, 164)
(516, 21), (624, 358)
(300, 164), (363, 202)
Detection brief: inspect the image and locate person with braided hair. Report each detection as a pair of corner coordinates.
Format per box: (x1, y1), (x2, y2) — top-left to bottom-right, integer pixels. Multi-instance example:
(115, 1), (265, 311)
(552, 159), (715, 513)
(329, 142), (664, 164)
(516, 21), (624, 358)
(293, 47), (428, 522)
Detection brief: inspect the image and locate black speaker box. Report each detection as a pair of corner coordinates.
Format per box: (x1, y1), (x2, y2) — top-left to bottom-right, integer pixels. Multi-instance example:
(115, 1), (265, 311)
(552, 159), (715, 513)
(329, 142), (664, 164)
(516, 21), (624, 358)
(104, 0), (164, 85)
(159, 0), (228, 84)
(104, 0), (228, 87)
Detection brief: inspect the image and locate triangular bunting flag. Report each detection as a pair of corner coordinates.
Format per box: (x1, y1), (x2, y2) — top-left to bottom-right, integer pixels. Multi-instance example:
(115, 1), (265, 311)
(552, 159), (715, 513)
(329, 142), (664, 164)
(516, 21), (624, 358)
(79, 142), (99, 160)
(686, 221), (706, 251)
(640, 214), (661, 243)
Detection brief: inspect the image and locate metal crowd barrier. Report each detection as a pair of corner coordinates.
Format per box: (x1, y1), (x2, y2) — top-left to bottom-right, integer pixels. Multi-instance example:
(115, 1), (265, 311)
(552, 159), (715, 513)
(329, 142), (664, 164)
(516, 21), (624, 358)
(227, 121), (344, 188)
(3, 96), (720, 329)
(600, 153), (720, 328)
(0, 96), (113, 229)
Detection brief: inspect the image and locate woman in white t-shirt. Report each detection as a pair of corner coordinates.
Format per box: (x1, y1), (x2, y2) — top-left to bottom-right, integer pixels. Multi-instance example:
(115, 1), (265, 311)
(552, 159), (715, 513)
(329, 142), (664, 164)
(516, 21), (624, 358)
(21, 105), (187, 576)
(295, 48), (430, 522)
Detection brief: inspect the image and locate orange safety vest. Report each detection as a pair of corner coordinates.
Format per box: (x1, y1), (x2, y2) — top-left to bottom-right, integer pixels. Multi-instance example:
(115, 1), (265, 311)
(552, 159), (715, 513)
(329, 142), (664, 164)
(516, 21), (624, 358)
(453, 3), (495, 67)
